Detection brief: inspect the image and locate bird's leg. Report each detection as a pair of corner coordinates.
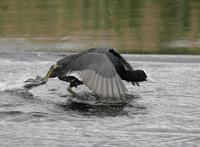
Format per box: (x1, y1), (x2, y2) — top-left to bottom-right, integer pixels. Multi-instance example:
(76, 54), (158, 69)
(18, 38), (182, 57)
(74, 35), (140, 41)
(43, 64), (60, 82)
(24, 64), (59, 89)
(65, 77), (83, 97)
(69, 78), (83, 87)
(58, 76), (83, 87)
(131, 82), (140, 87)
(67, 84), (76, 97)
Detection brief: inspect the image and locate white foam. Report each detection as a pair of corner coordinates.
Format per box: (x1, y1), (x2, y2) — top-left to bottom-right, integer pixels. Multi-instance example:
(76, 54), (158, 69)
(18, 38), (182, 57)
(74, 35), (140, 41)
(0, 58), (54, 92)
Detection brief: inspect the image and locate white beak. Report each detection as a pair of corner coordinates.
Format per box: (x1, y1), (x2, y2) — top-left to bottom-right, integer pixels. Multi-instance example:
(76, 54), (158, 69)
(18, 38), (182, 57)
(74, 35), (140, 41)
(146, 77), (155, 83)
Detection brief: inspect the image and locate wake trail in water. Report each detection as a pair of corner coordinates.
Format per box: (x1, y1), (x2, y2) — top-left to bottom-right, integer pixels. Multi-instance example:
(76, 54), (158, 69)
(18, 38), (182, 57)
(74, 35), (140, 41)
(0, 58), (54, 92)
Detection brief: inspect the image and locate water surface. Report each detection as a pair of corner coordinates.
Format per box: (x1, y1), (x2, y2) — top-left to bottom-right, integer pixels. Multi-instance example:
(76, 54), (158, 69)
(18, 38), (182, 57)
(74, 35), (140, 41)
(0, 52), (200, 146)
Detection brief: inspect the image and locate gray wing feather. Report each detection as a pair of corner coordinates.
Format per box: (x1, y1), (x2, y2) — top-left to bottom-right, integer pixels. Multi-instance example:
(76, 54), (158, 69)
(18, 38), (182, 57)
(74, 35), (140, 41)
(65, 52), (127, 98)
(112, 79), (119, 98)
(95, 76), (102, 96)
(77, 70), (127, 98)
(66, 52), (115, 77)
(107, 79), (113, 98)
(102, 78), (107, 98)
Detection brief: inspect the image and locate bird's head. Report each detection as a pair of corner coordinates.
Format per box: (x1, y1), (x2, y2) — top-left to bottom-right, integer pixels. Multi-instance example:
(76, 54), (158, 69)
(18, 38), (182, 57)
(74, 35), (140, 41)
(129, 70), (155, 83)
(132, 70), (147, 82)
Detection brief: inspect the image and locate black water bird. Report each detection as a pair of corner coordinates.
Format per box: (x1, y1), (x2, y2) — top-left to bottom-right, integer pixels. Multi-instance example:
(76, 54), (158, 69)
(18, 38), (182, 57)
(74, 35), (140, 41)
(24, 48), (148, 98)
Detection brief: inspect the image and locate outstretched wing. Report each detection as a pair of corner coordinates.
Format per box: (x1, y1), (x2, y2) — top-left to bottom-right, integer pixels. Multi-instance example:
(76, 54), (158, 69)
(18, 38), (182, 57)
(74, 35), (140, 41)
(61, 52), (127, 98)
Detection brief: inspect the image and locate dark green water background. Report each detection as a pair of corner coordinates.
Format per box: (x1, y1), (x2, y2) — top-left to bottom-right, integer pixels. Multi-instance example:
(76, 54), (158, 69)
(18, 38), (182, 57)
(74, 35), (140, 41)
(0, 0), (200, 54)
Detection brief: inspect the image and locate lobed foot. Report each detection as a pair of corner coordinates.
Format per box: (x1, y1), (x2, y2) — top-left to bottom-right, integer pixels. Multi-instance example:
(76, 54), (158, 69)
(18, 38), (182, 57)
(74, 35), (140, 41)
(67, 86), (76, 97)
(23, 76), (47, 89)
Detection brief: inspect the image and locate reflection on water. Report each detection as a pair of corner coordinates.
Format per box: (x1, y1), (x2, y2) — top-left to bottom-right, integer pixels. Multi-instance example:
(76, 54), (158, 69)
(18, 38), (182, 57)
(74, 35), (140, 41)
(0, 0), (200, 54)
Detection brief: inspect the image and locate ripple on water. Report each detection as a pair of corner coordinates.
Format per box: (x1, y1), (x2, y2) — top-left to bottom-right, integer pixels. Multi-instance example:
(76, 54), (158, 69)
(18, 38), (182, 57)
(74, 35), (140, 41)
(0, 53), (200, 146)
